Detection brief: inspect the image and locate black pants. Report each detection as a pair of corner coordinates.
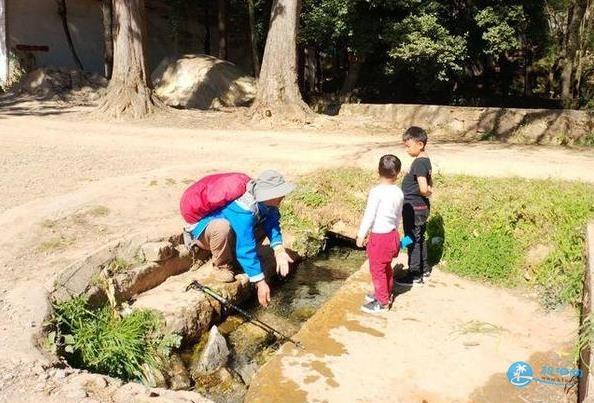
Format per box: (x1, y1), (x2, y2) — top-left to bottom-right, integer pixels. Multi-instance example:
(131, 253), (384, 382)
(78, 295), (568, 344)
(402, 202), (429, 275)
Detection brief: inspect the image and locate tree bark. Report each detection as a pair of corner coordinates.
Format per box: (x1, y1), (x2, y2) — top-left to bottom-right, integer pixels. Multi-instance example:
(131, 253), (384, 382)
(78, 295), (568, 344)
(203, 2), (211, 55)
(574, 0), (594, 99)
(101, 0), (113, 79)
(97, 0), (162, 119)
(56, 0), (83, 70)
(217, 0), (227, 59)
(250, 0), (312, 121)
(247, 0), (260, 77)
(339, 53), (363, 103)
(303, 47), (317, 93)
(561, 0), (586, 105)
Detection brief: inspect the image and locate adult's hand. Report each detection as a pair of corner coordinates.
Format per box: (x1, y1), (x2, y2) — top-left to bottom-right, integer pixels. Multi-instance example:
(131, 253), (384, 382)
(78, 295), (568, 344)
(255, 280), (271, 307)
(274, 246), (293, 277)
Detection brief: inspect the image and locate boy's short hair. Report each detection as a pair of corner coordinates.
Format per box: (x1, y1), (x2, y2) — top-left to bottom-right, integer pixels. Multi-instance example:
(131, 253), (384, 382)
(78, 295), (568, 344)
(378, 154), (401, 178)
(402, 126), (428, 146)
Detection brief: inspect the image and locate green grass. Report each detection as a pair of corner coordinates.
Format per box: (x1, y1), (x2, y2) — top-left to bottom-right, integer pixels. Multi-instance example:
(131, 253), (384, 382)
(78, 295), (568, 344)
(280, 168), (373, 257)
(576, 133), (594, 147)
(51, 296), (180, 382)
(107, 257), (131, 274)
(282, 169), (594, 308)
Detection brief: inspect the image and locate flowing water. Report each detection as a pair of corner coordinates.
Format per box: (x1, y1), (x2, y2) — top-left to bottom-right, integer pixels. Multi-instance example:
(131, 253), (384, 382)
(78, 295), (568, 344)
(181, 245), (366, 402)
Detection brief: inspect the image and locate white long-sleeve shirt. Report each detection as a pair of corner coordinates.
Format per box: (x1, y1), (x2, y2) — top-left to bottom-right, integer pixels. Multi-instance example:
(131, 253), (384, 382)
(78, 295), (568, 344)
(357, 184), (404, 239)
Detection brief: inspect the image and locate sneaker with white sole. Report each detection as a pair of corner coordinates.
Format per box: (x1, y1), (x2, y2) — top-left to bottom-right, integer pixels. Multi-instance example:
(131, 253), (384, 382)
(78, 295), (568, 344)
(361, 300), (388, 314)
(395, 273), (424, 287)
(364, 292), (376, 303)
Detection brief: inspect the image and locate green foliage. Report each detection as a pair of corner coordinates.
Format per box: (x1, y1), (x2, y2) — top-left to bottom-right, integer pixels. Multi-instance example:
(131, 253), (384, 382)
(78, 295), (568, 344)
(52, 296), (181, 381)
(575, 314), (594, 365)
(387, 13), (467, 81)
(576, 133), (594, 148)
(281, 168), (374, 256)
(107, 257), (131, 274)
(287, 169), (594, 309)
(300, 0), (350, 48)
(475, 5), (526, 57)
(430, 175), (594, 308)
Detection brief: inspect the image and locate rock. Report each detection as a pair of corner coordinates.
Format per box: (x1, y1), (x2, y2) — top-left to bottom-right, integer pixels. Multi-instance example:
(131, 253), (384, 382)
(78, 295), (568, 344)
(193, 326), (229, 376)
(166, 354), (191, 391)
(193, 367), (246, 401)
(2, 373), (14, 381)
(234, 362), (258, 386)
(63, 387), (88, 400)
(132, 266), (252, 343)
(112, 382), (148, 402)
(141, 242), (175, 262)
(152, 54), (256, 110)
(50, 368), (67, 380)
(228, 321), (274, 359)
(141, 364), (168, 388)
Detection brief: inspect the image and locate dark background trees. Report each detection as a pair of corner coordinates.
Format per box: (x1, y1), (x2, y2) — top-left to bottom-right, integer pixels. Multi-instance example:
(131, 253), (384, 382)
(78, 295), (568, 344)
(98, 0), (594, 118)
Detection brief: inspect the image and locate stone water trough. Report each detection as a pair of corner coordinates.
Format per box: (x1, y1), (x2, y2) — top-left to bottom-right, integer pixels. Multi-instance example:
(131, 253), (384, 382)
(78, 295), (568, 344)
(43, 231), (290, 402)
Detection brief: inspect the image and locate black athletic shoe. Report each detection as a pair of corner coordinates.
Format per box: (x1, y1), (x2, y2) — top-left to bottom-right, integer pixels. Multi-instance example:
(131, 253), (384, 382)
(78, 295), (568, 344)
(423, 268), (432, 278)
(361, 300), (388, 314)
(395, 273), (424, 287)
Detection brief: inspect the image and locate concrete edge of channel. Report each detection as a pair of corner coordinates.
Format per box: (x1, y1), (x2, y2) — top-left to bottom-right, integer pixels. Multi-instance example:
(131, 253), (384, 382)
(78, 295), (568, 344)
(579, 222), (594, 402)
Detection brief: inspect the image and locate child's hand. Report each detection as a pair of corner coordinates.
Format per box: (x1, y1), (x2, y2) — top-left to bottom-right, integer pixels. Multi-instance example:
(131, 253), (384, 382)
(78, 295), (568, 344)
(356, 236), (366, 248)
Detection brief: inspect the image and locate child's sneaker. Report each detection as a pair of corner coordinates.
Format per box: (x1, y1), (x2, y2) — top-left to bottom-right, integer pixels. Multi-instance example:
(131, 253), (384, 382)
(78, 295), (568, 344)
(395, 273), (424, 287)
(364, 292), (376, 303)
(361, 300), (388, 314)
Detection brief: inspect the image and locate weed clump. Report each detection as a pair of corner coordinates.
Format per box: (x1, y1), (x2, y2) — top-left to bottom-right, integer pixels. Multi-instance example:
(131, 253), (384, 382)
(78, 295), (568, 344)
(50, 296), (180, 382)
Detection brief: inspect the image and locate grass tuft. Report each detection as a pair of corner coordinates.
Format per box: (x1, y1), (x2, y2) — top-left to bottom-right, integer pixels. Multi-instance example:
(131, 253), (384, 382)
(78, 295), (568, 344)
(51, 296), (181, 382)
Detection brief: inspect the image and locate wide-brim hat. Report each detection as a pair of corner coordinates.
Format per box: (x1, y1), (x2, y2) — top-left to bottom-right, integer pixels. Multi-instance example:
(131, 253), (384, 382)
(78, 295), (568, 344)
(253, 170), (296, 202)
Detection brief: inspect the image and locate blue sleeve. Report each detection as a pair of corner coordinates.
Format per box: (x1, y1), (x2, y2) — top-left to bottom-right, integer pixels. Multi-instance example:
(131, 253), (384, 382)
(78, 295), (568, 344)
(226, 210), (264, 282)
(261, 205), (283, 248)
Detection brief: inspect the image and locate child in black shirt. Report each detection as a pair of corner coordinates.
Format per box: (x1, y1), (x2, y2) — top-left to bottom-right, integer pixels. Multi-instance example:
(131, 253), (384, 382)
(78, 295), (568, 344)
(396, 126), (433, 286)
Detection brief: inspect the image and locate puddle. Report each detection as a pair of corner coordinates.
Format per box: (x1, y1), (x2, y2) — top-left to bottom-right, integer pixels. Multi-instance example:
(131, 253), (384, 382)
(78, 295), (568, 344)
(180, 246), (366, 402)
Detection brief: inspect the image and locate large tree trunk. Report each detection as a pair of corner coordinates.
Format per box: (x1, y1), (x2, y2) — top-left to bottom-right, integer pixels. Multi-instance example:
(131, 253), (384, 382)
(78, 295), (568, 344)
(250, 0), (312, 121)
(574, 0), (594, 99)
(561, 0), (586, 106)
(203, 2), (211, 55)
(101, 0), (113, 79)
(247, 0), (259, 77)
(56, 0), (83, 70)
(217, 0), (227, 59)
(97, 0), (162, 119)
(339, 53), (363, 103)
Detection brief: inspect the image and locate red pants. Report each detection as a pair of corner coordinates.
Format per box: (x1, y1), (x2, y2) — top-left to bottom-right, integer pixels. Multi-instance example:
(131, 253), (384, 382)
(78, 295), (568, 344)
(367, 231), (400, 305)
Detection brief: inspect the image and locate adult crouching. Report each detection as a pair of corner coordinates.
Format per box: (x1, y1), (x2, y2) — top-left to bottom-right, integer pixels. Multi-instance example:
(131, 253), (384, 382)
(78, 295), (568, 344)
(181, 170), (295, 307)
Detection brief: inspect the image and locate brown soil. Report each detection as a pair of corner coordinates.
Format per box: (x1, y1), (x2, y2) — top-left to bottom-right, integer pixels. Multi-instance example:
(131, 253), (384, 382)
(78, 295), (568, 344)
(0, 99), (592, 402)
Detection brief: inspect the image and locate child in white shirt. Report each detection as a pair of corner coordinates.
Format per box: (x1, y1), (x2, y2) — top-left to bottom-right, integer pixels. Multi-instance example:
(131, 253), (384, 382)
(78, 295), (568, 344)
(356, 154), (404, 313)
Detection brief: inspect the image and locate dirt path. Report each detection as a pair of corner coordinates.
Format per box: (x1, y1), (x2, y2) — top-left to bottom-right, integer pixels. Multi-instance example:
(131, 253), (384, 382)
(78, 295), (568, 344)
(0, 113), (592, 402)
(247, 258), (578, 403)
